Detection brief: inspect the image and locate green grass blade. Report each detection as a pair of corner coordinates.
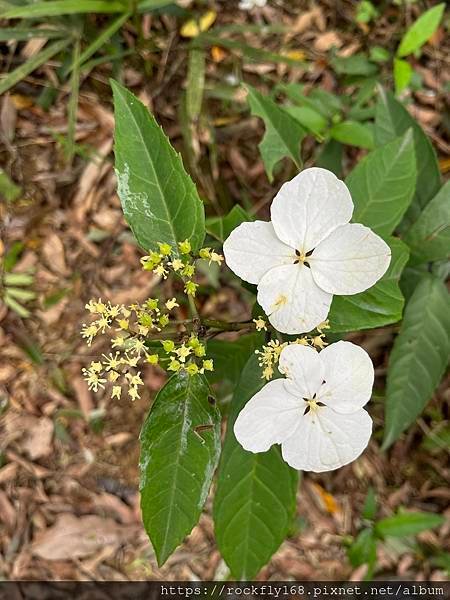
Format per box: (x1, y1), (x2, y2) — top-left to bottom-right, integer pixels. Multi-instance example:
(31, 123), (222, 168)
(0, 27), (66, 41)
(0, 38), (71, 95)
(66, 12), (130, 76)
(137, 0), (176, 11)
(0, 1), (126, 18)
(65, 39), (81, 164)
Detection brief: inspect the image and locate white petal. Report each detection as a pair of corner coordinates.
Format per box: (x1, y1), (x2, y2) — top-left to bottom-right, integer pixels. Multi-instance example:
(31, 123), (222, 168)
(317, 341), (374, 413)
(270, 168), (353, 252)
(281, 407), (372, 472)
(257, 264), (332, 334)
(278, 344), (324, 400)
(223, 221), (294, 285)
(233, 380), (302, 453)
(310, 223), (391, 295)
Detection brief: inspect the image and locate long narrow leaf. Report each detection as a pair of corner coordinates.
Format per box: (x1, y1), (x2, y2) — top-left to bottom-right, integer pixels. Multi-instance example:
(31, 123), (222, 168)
(0, 38), (71, 96)
(66, 12), (131, 76)
(0, 28), (66, 41)
(0, 1), (126, 19)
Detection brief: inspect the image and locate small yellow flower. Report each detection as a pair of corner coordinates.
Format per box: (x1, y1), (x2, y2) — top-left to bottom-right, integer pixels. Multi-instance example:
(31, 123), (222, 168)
(161, 340), (175, 353)
(81, 323), (99, 345)
(158, 242), (172, 256)
(120, 307), (131, 318)
(199, 248), (211, 260)
(138, 325), (150, 336)
(201, 359), (214, 372)
(147, 354), (159, 365)
(126, 372), (144, 387)
(111, 386), (122, 400)
(97, 315), (111, 333)
(170, 258), (184, 272)
(102, 353), (121, 370)
(185, 281), (198, 296)
(317, 320), (330, 333)
(182, 264), (196, 278)
(108, 371), (120, 382)
(193, 344), (206, 358)
(262, 365), (274, 380)
(253, 317), (267, 331)
(130, 338), (146, 355)
(295, 337), (310, 346)
(117, 319), (129, 331)
(313, 335), (327, 350)
(165, 298), (179, 310)
(159, 314), (169, 327)
(107, 304), (121, 319)
(179, 239), (191, 255)
(175, 344), (192, 363)
(146, 298), (159, 311)
(185, 363), (199, 376)
(85, 299), (98, 314)
(122, 353), (139, 368)
(168, 359), (181, 372)
(90, 361), (103, 373)
(187, 335), (200, 348)
(210, 251), (224, 265)
(129, 386), (140, 401)
(112, 336), (126, 348)
(153, 264), (168, 279)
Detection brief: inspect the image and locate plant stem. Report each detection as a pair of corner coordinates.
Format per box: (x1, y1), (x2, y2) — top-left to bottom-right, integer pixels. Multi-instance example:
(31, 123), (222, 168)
(202, 319), (254, 332)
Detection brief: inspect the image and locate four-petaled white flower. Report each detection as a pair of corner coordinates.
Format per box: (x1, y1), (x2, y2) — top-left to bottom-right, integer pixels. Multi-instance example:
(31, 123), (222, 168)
(234, 341), (373, 472)
(223, 167), (391, 334)
(239, 0), (267, 10)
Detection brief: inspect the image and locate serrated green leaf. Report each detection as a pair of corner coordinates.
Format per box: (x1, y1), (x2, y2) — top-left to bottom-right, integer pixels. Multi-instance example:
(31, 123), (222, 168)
(328, 238), (409, 333)
(246, 85), (304, 182)
(397, 3), (445, 58)
(0, 1), (126, 18)
(375, 512), (444, 538)
(330, 120), (374, 149)
(346, 130), (416, 237)
(111, 80), (205, 256)
(214, 354), (298, 579)
(403, 181), (450, 266)
(375, 88), (441, 226)
(383, 276), (450, 449)
(206, 205), (252, 242)
(140, 372), (221, 565)
(393, 58), (413, 94)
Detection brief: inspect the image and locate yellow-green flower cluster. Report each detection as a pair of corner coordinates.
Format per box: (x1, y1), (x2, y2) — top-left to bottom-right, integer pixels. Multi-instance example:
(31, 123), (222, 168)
(81, 295), (177, 401)
(256, 321), (331, 380)
(140, 240), (224, 297)
(160, 335), (214, 376)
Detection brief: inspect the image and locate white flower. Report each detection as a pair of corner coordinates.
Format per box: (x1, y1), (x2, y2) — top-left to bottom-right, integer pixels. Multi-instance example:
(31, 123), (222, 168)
(234, 341), (373, 472)
(223, 167), (391, 334)
(239, 0), (267, 10)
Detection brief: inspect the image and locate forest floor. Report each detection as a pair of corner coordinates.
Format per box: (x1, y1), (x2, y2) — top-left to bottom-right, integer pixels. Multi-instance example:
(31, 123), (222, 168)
(0, 0), (449, 581)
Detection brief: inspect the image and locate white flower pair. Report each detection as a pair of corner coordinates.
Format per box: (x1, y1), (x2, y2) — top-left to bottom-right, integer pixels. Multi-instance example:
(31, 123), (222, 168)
(223, 168), (391, 472)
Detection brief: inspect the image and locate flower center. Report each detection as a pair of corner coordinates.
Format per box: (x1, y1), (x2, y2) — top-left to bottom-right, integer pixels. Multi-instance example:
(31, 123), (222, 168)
(293, 248), (313, 268)
(302, 382), (327, 415)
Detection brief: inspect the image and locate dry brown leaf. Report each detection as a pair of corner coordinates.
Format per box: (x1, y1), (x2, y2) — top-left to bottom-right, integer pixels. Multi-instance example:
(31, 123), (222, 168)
(31, 514), (134, 560)
(22, 416), (54, 460)
(41, 233), (69, 277)
(314, 32), (342, 52)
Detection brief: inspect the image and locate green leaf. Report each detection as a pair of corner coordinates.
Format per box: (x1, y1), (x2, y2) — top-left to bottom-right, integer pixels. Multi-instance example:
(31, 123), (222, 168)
(111, 80), (205, 256)
(0, 1), (126, 18)
(206, 333), (263, 386)
(140, 372), (221, 565)
(403, 181), (450, 266)
(246, 84), (304, 182)
(375, 88), (441, 225)
(330, 53), (378, 76)
(0, 38), (71, 96)
(383, 276), (450, 449)
(330, 120), (374, 149)
(348, 528), (377, 568)
(186, 48), (206, 121)
(0, 27), (66, 41)
(214, 354), (298, 579)
(375, 512), (445, 538)
(0, 168), (21, 202)
(362, 487), (377, 521)
(346, 130), (416, 237)
(206, 205), (252, 242)
(393, 58), (413, 94)
(285, 106), (327, 136)
(328, 238), (409, 333)
(397, 3), (445, 57)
